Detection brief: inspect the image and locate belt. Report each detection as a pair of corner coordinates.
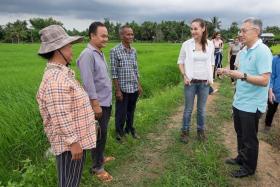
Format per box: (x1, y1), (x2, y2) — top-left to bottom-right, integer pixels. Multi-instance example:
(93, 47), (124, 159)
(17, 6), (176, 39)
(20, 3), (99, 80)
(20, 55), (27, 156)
(190, 79), (207, 83)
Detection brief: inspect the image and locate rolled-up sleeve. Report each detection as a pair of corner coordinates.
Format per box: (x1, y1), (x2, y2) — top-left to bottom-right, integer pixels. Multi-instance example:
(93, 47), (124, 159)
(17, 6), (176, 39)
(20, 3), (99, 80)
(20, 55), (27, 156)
(110, 49), (118, 79)
(177, 43), (186, 64)
(77, 52), (97, 100)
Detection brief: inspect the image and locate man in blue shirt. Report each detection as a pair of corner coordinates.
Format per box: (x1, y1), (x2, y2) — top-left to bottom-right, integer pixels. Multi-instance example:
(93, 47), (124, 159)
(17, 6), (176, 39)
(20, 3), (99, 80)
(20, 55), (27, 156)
(264, 55), (280, 131)
(77, 22), (113, 182)
(218, 17), (272, 178)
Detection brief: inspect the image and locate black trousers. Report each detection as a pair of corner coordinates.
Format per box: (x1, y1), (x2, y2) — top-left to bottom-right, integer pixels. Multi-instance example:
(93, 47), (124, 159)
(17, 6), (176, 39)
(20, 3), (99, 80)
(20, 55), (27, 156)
(56, 150), (86, 187)
(233, 107), (262, 173)
(91, 106), (112, 172)
(115, 91), (139, 135)
(229, 55), (237, 82)
(265, 100), (279, 127)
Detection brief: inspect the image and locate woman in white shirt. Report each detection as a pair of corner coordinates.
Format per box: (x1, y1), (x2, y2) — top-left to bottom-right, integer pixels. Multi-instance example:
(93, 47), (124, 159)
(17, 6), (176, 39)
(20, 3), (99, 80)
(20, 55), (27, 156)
(177, 18), (215, 143)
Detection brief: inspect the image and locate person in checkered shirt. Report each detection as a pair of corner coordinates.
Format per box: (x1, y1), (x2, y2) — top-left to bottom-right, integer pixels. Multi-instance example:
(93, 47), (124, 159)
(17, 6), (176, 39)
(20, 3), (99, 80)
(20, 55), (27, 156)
(110, 25), (143, 141)
(36, 25), (96, 187)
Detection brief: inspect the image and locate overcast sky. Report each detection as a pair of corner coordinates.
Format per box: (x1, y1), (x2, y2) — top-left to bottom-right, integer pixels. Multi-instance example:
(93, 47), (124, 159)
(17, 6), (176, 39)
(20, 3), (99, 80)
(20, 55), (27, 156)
(1, 0), (280, 31)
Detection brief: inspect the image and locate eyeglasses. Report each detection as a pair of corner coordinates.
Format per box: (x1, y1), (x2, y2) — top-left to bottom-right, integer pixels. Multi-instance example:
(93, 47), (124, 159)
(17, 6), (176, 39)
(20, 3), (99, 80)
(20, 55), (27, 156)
(239, 27), (257, 34)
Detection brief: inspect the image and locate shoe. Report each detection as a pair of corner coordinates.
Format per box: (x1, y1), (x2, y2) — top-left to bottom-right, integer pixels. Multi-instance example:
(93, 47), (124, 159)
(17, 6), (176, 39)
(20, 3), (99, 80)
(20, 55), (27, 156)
(197, 129), (207, 141)
(225, 157), (242, 166)
(95, 170), (113, 182)
(132, 132), (140, 139)
(116, 133), (122, 141)
(231, 168), (254, 178)
(180, 131), (189, 143)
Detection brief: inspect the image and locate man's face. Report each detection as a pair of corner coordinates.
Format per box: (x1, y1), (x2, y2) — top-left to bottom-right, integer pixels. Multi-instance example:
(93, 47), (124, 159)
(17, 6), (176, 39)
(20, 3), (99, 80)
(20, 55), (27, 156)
(239, 22), (260, 45)
(121, 27), (134, 44)
(91, 26), (108, 49)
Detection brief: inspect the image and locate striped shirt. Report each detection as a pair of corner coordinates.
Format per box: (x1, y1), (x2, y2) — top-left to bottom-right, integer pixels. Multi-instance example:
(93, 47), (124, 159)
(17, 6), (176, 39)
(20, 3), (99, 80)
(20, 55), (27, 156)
(36, 63), (96, 155)
(110, 43), (139, 93)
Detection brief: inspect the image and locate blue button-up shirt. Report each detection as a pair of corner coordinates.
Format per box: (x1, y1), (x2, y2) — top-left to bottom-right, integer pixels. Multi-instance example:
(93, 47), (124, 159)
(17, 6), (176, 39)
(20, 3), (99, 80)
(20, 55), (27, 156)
(270, 55), (280, 103)
(233, 39), (272, 113)
(77, 43), (112, 107)
(110, 43), (139, 93)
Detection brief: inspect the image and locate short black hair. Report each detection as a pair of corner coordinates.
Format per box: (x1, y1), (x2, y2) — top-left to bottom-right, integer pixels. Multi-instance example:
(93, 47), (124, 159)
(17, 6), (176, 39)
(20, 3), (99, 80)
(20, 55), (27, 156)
(88, 22), (105, 39)
(38, 51), (55, 60)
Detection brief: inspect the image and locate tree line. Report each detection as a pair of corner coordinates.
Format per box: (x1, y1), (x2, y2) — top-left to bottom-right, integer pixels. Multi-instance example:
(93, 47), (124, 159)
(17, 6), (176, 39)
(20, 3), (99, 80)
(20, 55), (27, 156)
(0, 17), (280, 43)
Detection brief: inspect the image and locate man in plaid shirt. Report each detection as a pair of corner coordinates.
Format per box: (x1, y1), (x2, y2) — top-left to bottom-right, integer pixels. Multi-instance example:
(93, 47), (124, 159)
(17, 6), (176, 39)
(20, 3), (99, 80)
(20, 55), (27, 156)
(110, 25), (143, 141)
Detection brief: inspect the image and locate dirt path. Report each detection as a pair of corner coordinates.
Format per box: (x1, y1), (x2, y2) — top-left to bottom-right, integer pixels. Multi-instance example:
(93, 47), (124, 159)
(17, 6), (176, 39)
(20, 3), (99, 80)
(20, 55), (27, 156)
(221, 104), (280, 186)
(104, 84), (218, 186)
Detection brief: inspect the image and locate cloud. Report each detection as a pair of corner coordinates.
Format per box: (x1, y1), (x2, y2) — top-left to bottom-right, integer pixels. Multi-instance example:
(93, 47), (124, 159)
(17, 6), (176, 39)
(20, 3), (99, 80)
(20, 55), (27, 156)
(0, 0), (280, 30)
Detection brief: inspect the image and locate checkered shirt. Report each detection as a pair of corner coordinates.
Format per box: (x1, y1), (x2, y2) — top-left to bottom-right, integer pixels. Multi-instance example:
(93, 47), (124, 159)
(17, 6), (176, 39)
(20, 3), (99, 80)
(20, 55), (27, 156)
(36, 63), (96, 155)
(110, 43), (140, 93)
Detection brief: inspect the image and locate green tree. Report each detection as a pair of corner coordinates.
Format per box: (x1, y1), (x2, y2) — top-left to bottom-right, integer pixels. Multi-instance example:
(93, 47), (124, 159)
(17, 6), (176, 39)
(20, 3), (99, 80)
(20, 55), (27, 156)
(0, 25), (4, 41)
(264, 26), (280, 35)
(210, 16), (222, 32)
(29, 17), (63, 42)
(4, 20), (28, 43)
(141, 21), (157, 41)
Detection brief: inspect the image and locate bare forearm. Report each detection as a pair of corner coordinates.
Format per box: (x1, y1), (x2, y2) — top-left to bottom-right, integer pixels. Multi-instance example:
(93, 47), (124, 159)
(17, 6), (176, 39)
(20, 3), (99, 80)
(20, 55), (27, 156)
(178, 64), (185, 76)
(113, 79), (121, 92)
(223, 69), (270, 86)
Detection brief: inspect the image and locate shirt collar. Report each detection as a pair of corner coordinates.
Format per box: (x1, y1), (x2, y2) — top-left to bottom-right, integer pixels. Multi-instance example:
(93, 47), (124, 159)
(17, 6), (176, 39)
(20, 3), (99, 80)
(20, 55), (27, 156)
(245, 39), (262, 51)
(87, 43), (103, 56)
(120, 43), (133, 52)
(46, 62), (75, 78)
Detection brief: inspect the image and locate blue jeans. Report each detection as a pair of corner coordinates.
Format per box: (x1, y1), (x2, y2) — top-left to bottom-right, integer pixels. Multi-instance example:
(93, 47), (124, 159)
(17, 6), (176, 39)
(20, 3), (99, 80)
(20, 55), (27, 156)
(182, 83), (209, 131)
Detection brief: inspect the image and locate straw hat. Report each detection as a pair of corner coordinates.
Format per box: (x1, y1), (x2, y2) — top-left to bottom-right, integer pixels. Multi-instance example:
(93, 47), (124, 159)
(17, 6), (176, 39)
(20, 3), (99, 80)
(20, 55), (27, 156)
(38, 25), (83, 54)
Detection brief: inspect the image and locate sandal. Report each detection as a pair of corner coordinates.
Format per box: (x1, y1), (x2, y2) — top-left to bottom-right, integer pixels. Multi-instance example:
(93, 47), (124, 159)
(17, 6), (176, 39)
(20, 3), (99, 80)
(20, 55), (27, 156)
(103, 156), (115, 164)
(95, 170), (113, 182)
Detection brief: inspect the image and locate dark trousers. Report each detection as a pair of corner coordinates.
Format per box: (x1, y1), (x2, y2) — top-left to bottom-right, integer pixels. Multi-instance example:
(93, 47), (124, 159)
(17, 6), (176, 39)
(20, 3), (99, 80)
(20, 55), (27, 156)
(233, 107), (262, 173)
(56, 150), (86, 187)
(115, 91), (139, 135)
(265, 100), (279, 127)
(91, 106), (112, 172)
(229, 55), (237, 82)
(213, 50), (223, 79)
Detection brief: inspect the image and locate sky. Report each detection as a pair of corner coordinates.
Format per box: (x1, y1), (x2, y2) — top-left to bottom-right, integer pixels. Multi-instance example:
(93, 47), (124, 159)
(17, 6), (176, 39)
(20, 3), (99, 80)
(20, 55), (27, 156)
(0, 0), (280, 31)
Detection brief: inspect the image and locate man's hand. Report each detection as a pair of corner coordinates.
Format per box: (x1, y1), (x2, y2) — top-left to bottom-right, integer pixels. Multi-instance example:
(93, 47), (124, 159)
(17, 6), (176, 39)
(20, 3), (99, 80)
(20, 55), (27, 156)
(70, 142), (83, 160)
(93, 105), (102, 119)
(217, 68), (243, 79)
(91, 100), (103, 119)
(183, 74), (191, 85)
(269, 89), (275, 104)
(115, 90), (123, 101)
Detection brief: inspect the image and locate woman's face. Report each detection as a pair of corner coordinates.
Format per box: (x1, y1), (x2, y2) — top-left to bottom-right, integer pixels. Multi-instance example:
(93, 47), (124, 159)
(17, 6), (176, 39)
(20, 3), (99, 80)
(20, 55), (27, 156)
(234, 38), (239, 44)
(191, 21), (205, 40)
(59, 43), (73, 62)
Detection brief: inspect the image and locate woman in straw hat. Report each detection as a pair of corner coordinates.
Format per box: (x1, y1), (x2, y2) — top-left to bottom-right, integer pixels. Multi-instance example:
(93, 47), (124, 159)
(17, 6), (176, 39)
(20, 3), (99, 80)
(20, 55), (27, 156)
(36, 25), (96, 187)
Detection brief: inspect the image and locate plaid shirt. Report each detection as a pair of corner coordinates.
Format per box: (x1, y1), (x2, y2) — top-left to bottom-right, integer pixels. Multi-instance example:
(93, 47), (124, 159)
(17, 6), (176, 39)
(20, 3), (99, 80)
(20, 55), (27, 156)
(110, 43), (140, 93)
(36, 63), (96, 155)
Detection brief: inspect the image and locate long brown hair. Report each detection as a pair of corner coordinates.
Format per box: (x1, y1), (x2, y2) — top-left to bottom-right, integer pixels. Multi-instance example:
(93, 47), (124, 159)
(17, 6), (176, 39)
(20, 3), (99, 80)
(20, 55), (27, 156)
(191, 18), (208, 52)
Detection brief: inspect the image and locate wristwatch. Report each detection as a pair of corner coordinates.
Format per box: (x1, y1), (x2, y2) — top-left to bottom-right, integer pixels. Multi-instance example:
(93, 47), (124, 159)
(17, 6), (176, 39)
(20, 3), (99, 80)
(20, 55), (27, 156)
(241, 73), (247, 81)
